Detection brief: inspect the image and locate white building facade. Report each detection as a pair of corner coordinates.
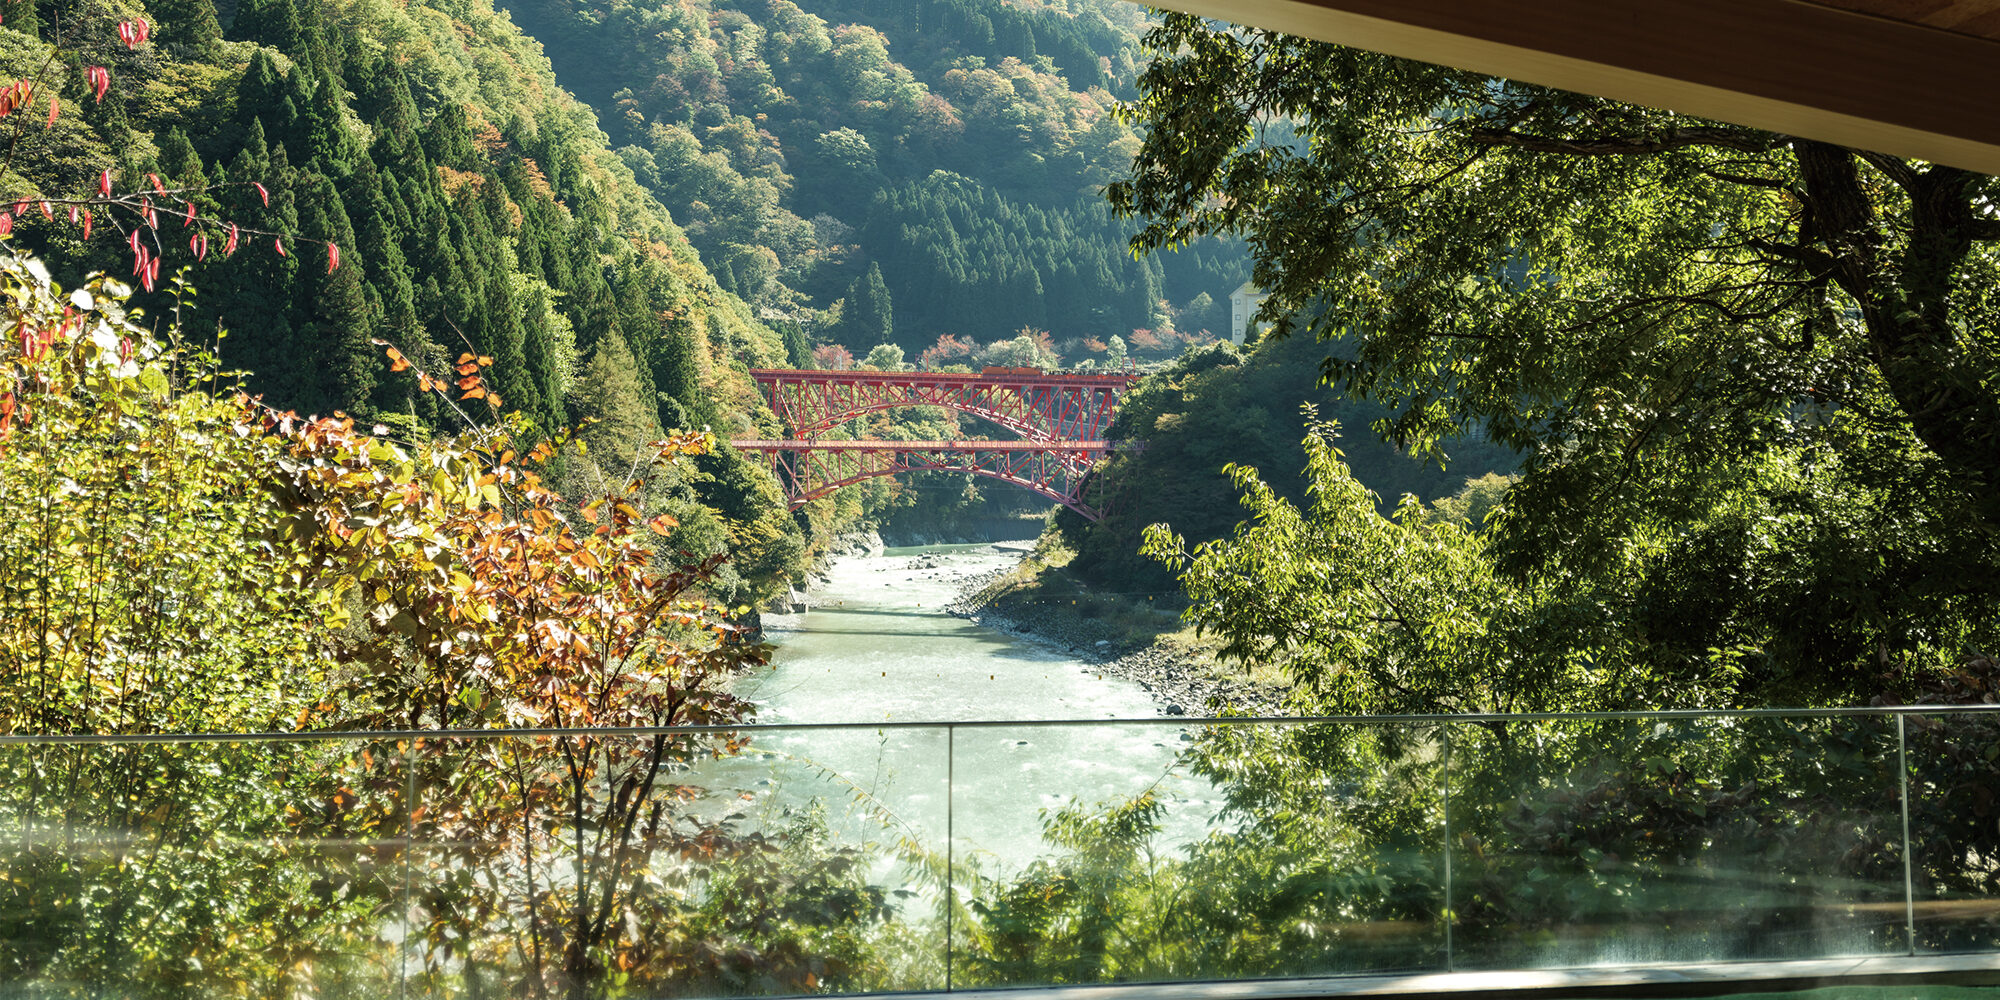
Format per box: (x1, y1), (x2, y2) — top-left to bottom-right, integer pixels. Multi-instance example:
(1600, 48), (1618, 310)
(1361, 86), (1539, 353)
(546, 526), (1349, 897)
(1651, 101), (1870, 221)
(1229, 281), (1271, 345)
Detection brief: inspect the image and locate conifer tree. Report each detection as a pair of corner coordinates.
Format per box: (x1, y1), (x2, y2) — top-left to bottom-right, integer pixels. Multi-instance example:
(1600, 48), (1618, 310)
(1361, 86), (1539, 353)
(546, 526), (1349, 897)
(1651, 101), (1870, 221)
(302, 58), (361, 175)
(572, 327), (658, 469)
(779, 319), (813, 368)
(294, 172), (376, 416)
(518, 279), (570, 432)
(157, 128), (210, 189)
(148, 0), (223, 57)
(842, 261), (893, 348)
(216, 133), (304, 407)
(421, 104), (481, 171)
(231, 0), (305, 54)
(653, 319), (702, 423)
(364, 64), (425, 168)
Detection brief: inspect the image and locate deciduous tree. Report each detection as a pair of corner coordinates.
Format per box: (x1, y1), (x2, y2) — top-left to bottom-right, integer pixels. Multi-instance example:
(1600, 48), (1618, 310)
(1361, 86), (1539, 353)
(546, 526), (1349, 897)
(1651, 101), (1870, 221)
(1112, 14), (2000, 690)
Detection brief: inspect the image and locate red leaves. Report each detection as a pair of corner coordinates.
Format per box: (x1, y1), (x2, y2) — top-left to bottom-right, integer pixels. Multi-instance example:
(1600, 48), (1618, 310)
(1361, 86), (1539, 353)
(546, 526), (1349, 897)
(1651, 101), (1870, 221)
(0, 80), (33, 118)
(44, 94), (56, 128)
(131, 242), (158, 292)
(253, 182), (270, 207)
(85, 66), (109, 102)
(116, 19), (149, 47)
(326, 240), (340, 273)
(183, 201), (196, 226)
(80, 209), (91, 241)
(0, 213), (12, 237)
(97, 169), (111, 197)
(224, 222), (238, 256)
(274, 236), (286, 258)
(189, 231), (208, 262)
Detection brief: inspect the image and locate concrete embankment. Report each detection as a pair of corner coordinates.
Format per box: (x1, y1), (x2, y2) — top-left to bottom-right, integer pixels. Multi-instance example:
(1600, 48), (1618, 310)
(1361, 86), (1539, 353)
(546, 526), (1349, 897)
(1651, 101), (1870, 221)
(944, 554), (1286, 718)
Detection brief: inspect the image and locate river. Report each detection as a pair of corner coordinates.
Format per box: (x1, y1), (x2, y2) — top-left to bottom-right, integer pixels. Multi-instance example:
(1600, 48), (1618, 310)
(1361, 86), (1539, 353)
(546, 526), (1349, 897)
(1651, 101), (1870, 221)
(705, 543), (1223, 877)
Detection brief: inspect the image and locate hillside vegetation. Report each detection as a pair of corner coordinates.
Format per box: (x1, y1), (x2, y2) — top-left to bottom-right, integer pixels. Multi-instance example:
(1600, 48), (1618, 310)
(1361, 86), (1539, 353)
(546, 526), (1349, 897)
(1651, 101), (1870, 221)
(498, 0), (1250, 363)
(1058, 332), (1518, 591)
(0, 0), (848, 597)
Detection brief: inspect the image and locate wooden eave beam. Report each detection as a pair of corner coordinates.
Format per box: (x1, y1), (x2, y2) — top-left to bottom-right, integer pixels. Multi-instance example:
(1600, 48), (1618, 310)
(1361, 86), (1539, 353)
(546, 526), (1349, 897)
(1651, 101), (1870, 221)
(1156, 0), (2000, 176)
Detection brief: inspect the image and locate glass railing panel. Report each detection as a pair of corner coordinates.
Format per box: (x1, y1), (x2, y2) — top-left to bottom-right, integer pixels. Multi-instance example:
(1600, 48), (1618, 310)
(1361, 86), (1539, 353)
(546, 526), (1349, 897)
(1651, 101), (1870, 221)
(1906, 709), (2000, 954)
(0, 737), (407, 1000)
(1448, 714), (1905, 969)
(948, 719), (1445, 988)
(1306, 719), (1447, 977)
(408, 726), (948, 998)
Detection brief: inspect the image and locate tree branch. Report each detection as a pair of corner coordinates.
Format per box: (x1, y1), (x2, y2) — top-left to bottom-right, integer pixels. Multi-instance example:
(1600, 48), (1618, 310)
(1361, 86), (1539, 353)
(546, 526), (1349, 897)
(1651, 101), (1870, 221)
(1464, 126), (1777, 157)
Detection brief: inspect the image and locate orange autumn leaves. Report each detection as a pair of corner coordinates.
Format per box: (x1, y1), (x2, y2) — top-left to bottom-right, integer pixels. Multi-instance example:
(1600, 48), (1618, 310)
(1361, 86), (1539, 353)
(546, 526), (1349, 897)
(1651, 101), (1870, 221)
(270, 342), (754, 732)
(380, 344), (503, 406)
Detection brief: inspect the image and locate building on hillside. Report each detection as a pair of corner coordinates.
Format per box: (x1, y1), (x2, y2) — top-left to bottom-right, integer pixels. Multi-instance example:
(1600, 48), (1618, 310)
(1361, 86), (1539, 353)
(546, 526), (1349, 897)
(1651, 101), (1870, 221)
(1229, 281), (1271, 345)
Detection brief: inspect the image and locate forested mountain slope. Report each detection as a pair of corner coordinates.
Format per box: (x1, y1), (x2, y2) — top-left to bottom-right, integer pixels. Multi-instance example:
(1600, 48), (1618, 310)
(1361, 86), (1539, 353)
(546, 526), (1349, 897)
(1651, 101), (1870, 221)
(495, 0), (1250, 360)
(0, 0), (810, 600)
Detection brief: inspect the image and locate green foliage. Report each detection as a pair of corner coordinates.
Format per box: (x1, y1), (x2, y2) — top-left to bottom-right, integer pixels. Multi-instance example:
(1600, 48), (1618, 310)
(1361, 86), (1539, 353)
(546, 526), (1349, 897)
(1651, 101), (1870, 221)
(840, 260), (894, 349)
(0, 254), (391, 998)
(955, 704), (2000, 985)
(1, 0), (824, 589)
(862, 342), (907, 371)
(1142, 418), (1552, 715)
(0, 257), (331, 734)
(1110, 12), (2000, 688)
(1147, 407), (2000, 710)
(500, 0), (1246, 347)
(571, 326), (658, 469)
(1059, 333), (1513, 592)
(1426, 472), (1515, 529)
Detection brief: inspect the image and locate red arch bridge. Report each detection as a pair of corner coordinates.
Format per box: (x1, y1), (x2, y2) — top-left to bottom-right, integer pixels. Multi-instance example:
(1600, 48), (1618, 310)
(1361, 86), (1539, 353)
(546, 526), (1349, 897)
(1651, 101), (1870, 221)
(746, 367), (1137, 442)
(732, 368), (1142, 521)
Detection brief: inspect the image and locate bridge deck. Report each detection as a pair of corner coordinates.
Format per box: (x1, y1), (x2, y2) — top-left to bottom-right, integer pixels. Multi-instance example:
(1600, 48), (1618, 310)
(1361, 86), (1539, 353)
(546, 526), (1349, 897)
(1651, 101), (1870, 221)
(748, 368), (1138, 387)
(731, 438), (1114, 452)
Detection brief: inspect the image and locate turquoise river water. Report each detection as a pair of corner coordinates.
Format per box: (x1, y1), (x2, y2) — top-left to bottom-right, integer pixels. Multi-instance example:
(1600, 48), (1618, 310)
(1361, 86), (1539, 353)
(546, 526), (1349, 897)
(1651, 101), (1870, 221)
(704, 543), (1220, 874)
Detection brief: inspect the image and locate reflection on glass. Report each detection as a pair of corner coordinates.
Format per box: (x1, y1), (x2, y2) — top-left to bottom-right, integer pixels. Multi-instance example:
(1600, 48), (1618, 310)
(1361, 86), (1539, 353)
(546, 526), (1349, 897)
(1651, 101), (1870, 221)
(1907, 710), (2000, 955)
(0, 713), (1988, 996)
(948, 720), (1445, 987)
(0, 739), (405, 999)
(410, 728), (945, 997)
(1448, 715), (1904, 969)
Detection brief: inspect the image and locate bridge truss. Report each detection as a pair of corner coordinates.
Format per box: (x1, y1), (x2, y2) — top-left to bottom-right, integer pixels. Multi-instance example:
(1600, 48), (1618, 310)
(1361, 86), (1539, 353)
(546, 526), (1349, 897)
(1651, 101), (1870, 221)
(749, 368), (1138, 442)
(732, 439), (1115, 520)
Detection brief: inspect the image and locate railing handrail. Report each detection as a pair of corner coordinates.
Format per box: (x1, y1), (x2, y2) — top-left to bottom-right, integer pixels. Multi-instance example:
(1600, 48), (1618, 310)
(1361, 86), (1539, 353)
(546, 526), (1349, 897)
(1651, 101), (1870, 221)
(3, 701), (1996, 743)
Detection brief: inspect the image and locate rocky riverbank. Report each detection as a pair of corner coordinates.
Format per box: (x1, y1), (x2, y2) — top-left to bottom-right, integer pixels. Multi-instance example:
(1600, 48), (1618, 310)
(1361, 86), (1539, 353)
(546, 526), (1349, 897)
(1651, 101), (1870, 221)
(945, 564), (1286, 718)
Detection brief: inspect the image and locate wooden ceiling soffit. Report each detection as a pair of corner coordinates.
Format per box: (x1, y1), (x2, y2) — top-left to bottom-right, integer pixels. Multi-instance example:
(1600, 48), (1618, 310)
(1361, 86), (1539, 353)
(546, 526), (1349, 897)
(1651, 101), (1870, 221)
(1150, 0), (2000, 176)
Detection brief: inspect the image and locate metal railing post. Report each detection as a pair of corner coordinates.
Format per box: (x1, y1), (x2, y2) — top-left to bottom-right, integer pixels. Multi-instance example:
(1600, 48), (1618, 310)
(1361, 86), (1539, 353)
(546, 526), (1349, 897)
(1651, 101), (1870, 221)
(946, 723), (955, 992)
(1442, 723), (1454, 973)
(1898, 713), (1915, 956)
(401, 736), (416, 1000)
